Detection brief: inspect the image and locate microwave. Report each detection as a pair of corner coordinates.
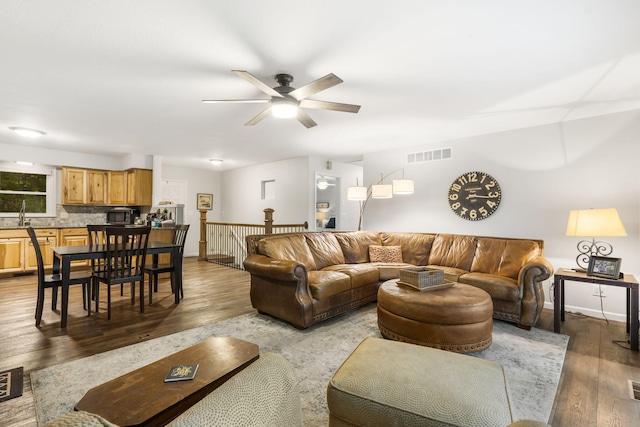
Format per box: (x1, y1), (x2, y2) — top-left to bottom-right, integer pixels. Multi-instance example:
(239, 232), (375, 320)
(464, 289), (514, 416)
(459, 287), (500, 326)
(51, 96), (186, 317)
(106, 208), (139, 225)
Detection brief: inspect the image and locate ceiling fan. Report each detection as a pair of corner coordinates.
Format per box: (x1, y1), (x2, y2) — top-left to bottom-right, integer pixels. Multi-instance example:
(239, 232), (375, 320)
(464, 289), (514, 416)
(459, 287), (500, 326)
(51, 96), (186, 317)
(202, 70), (361, 128)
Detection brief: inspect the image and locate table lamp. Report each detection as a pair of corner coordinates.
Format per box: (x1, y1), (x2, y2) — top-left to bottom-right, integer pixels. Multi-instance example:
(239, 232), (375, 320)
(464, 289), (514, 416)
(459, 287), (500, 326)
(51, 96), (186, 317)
(566, 208), (627, 269)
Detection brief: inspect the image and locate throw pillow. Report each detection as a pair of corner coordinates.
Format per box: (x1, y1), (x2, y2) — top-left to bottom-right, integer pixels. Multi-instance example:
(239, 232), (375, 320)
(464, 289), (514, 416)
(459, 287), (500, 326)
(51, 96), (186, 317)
(369, 245), (403, 263)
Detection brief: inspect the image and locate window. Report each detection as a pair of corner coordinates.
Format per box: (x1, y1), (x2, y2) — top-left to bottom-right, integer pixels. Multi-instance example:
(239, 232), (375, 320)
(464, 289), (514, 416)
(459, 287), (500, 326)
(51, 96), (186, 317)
(0, 164), (56, 217)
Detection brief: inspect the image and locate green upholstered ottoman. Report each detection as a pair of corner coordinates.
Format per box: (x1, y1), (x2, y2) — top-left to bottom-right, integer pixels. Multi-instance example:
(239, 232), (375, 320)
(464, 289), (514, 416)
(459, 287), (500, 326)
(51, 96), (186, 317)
(327, 337), (515, 427)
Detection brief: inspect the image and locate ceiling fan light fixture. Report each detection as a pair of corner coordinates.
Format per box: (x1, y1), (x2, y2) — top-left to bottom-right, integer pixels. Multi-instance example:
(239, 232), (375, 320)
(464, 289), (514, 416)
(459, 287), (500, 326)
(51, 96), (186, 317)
(9, 127), (46, 138)
(271, 99), (298, 118)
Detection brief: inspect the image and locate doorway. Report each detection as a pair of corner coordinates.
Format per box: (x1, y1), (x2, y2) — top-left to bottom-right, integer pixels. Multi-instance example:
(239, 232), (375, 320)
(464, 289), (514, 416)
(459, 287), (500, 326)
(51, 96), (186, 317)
(315, 174), (340, 230)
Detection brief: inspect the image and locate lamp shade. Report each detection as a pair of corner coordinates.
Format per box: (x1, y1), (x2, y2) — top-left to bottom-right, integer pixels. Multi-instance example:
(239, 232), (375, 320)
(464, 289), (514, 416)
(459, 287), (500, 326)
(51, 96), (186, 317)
(347, 186), (367, 201)
(372, 184), (393, 199)
(566, 208), (627, 237)
(392, 179), (414, 194)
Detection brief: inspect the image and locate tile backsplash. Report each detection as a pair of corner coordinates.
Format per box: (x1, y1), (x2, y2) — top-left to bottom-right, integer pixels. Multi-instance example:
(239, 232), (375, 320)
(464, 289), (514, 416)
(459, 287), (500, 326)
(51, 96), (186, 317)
(0, 205), (109, 228)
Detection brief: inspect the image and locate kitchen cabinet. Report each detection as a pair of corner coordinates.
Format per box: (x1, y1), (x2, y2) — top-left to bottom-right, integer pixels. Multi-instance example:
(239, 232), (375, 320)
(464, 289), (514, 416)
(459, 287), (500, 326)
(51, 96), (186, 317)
(61, 167), (152, 206)
(127, 169), (153, 206)
(62, 167), (107, 205)
(0, 228), (57, 273)
(59, 228), (90, 267)
(107, 171), (127, 205)
(62, 167), (87, 204)
(87, 169), (108, 205)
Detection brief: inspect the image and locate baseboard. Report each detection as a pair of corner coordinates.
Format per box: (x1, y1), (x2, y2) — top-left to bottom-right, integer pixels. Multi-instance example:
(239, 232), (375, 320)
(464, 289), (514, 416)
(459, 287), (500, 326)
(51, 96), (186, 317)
(543, 301), (627, 323)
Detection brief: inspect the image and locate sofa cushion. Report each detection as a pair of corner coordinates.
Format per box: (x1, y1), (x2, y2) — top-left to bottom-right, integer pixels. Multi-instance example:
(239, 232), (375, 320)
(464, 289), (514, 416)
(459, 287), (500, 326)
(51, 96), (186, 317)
(380, 232), (434, 266)
(305, 233), (345, 270)
(373, 263), (417, 281)
(323, 264), (380, 289)
(426, 265), (470, 282)
(368, 245), (402, 263)
(428, 234), (477, 270)
(258, 234), (317, 271)
(471, 238), (541, 279)
(307, 270), (352, 300)
(334, 231), (381, 264)
(459, 272), (521, 302)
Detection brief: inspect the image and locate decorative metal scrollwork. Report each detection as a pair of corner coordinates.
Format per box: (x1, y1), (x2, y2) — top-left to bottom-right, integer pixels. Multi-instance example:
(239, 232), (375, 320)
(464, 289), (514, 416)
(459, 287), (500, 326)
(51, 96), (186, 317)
(575, 238), (614, 269)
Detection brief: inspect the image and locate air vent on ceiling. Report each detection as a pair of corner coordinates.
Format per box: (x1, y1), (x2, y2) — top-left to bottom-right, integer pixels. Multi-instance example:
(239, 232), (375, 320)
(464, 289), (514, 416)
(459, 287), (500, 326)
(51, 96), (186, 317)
(407, 148), (452, 164)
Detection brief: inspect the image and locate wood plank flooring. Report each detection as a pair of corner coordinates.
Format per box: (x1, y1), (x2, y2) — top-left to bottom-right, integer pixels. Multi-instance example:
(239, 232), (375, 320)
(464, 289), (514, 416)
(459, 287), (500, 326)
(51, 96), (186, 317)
(0, 258), (639, 426)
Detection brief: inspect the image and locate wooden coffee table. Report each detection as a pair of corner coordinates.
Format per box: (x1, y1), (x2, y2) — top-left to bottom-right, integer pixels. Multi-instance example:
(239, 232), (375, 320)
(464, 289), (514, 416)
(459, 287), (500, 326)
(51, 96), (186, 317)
(75, 337), (259, 426)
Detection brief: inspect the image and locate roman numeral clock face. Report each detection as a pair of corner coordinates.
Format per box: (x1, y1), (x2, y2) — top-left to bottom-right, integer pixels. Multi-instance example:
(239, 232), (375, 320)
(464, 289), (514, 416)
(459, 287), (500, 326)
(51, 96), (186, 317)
(448, 171), (502, 221)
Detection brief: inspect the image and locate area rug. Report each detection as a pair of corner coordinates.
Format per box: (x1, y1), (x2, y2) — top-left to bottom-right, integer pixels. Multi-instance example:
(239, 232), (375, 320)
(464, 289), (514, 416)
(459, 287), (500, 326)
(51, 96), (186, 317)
(32, 304), (568, 426)
(0, 367), (23, 403)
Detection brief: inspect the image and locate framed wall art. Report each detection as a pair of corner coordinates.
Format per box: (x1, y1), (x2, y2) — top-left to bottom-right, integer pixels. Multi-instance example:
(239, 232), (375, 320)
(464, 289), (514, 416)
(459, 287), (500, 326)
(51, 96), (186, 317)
(587, 255), (621, 279)
(197, 193), (213, 210)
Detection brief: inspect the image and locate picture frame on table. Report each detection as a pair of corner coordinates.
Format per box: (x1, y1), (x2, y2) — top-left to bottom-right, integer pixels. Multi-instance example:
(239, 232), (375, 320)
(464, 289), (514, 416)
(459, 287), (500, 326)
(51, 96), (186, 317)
(587, 255), (621, 279)
(197, 193), (213, 210)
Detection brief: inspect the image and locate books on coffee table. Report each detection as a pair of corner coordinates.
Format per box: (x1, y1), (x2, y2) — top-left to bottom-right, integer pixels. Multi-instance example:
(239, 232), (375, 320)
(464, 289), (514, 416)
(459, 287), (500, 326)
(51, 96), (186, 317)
(164, 364), (199, 382)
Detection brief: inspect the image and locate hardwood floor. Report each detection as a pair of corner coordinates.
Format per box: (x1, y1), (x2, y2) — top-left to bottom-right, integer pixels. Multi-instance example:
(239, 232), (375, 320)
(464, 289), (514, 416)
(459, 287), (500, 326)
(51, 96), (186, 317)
(0, 258), (639, 426)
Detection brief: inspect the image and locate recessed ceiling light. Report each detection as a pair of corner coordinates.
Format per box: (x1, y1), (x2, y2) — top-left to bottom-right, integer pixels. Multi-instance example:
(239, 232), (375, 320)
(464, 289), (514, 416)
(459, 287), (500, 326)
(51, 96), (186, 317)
(9, 127), (46, 138)
(209, 159), (223, 165)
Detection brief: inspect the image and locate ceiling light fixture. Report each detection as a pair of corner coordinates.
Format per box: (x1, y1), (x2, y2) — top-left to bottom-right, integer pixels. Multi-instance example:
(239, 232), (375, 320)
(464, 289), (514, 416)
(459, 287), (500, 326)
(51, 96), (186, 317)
(317, 179), (329, 190)
(209, 159), (224, 165)
(15, 161), (34, 166)
(271, 98), (298, 118)
(9, 127), (46, 138)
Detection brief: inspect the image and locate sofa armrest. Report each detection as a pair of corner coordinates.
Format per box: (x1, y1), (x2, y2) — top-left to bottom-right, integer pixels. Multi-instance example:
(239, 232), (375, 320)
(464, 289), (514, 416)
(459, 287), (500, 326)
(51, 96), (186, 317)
(243, 254), (306, 282)
(517, 257), (554, 328)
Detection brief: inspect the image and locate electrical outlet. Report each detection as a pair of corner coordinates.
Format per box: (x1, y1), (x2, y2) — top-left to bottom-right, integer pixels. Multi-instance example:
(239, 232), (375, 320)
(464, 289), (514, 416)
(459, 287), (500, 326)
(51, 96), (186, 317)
(592, 284), (606, 297)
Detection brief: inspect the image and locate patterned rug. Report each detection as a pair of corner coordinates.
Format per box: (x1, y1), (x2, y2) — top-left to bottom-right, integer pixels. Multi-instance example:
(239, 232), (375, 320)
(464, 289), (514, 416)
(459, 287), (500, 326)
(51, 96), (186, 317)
(31, 304), (568, 426)
(0, 367), (23, 403)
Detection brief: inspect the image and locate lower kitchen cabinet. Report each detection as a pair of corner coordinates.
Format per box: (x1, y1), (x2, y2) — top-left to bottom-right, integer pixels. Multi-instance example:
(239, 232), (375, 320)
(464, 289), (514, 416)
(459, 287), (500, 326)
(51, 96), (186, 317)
(59, 228), (90, 267)
(0, 228), (57, 273)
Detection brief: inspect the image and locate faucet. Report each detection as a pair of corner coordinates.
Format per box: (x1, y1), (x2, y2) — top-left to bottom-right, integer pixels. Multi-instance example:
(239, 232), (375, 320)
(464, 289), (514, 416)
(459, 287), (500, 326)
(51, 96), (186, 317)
(18, 200), (26, 227)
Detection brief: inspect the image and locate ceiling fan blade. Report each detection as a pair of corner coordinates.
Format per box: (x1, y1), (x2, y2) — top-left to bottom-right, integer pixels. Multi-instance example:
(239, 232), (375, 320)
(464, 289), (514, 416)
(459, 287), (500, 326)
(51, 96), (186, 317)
(299, 99), (361, 113)
(244, 106), (272, 126)
(232, 70), (283, 98)
(296, 109), (317, 128)
(202, 99), (270, 104)
(289, 73), (343, 101)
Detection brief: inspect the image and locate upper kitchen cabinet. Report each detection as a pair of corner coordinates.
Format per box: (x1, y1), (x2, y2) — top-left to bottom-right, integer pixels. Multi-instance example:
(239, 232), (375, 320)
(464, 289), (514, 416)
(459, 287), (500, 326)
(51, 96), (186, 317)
(107, 171), (127, 206)
(62, 167), (108, 205)
(61, 167), (87, 204)
(61, 167), (152, 206)
(127, 168), (152, 206)
(87, 169), (108, 205)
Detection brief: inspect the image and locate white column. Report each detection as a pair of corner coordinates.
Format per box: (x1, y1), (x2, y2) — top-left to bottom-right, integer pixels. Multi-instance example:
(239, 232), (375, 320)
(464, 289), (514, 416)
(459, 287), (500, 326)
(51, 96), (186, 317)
(152, 156), (162, 206)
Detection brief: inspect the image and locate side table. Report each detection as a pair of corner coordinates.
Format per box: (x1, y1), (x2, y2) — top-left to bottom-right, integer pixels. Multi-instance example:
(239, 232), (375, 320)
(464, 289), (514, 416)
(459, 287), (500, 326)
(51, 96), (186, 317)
(553, 269), (638, 351)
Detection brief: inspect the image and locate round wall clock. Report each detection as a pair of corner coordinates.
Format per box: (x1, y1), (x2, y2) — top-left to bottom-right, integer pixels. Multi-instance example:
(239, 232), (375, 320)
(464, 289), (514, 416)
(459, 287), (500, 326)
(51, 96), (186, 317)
(448, 171), (501, 221)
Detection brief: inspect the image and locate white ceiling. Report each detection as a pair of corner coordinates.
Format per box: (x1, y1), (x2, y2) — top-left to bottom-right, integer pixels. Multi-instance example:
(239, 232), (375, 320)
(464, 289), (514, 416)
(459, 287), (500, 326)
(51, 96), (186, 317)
(2, 1), (640, 171)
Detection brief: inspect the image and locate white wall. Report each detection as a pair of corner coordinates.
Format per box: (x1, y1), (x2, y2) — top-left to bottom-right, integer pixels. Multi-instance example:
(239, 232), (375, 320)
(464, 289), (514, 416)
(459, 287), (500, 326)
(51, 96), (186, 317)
(161, 164), (220, 257)
(220, 156), (362, 230)
(220, 157), (309, 225)
(362, 109), (640, 322)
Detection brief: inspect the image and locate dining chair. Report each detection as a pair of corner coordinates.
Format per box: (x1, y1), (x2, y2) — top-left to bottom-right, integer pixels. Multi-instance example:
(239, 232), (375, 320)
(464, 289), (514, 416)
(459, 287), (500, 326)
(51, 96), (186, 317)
(92, 226), (151, 320)
(145, 224), (190, 304)
(28, 227), (92, 327)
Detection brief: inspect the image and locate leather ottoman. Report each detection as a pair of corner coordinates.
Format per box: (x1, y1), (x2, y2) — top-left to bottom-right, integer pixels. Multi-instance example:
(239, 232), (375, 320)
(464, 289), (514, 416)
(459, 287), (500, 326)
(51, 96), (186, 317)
(377, 279), (493, 353)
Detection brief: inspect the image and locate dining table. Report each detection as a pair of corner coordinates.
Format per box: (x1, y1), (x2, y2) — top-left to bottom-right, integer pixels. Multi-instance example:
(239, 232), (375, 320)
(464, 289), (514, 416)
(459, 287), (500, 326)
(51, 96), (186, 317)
(51, 241), (182, 328)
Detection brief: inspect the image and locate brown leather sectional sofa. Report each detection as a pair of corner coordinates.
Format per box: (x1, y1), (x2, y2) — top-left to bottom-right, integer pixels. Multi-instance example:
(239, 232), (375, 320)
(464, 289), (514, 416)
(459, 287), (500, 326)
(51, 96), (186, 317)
(243, 231), (554, 330)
